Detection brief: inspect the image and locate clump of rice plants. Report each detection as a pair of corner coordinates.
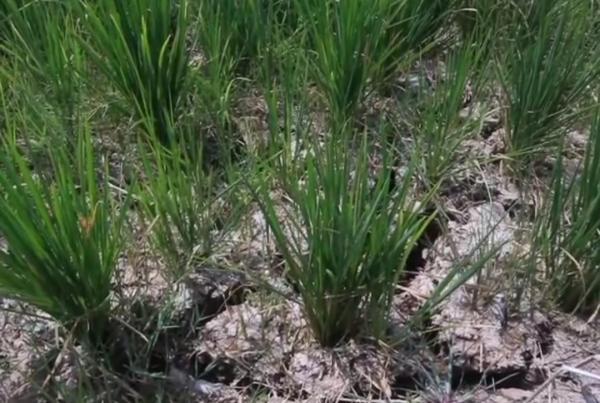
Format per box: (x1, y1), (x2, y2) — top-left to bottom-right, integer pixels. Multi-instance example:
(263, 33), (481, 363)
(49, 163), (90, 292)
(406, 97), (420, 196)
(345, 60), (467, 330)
(196, 0), (296, 76)
(2, 0), (600, 398)
(0, 126), (128, 346)
(455, 0), (512, 39)
(255, 132), (432, 346)
(0, 0), (15, 42)
(296, 0), (452, 128)
(499, 0), (600, 169)
(138, 141), (223, 280)
(0, 0), (83, 126)
(194, 0), (300, 143)
(376, 0), (452, 84)
(193, 0), (255, 154)
(535, 113), (600, 314)
(412, 41), (487, 188)
(296, 0), (391, 128)
(82, 0), (189, 145)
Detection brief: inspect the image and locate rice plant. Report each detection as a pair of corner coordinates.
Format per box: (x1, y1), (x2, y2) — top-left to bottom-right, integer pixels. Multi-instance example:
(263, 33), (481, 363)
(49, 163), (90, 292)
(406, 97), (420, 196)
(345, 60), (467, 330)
(0, 0), (83, 128)
(2, 0), (600, 398)
(0, 126), (128, 346)
(81, 0), (189, 145)
(194, 0), (302, 160)
(295, 0), (452, 128)
(375, 0), (452, 84)
(0, 0), (16, 42)
(196, 0), (295, 76)
(139, 141), (221, 279)
(456, 0), (515, 38)
(193, 0), (243, 153)
(499, 0), (600, 168)
(535, 113), (600, 314)
(295, 0), (391, 128)
(255, 133), (432, 346)
(412, 41), (487, 188)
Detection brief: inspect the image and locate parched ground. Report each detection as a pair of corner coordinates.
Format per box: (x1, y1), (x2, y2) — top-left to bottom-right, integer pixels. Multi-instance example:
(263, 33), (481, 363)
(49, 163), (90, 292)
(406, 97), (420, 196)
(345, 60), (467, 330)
(1, 195), (599, 402)
(1, 78), (600, 402)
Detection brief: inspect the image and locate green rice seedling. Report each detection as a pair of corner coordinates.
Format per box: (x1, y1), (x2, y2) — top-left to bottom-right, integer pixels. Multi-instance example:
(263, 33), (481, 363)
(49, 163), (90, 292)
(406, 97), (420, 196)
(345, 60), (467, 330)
(296, 0), (450, 127)
(412, 41), (487, 188)
(499, 0), (600, 169)
(196, 0), (294, 76)
(0, 3), (11, 46)
(259, 29), (311, 161)
(0, 79), (71, 183)
(255, 133), (432, 346)
(194, 0), (301, 159)
(388, 0), (451, 52)
(455, 0), (516, 38)
(454, 0), (520, 69)
(193, 1), (241, 155)
(456, 0), (493, 38)
(138, 140), (222, 279)
(295, 0), (391, 128)
(375, 0), (453, 84)
(535, 114), (600, 314)
(0, 0), (18, 43)
(0, 0), (84, 129)
(81, 0), (189, 145)
(0, 125), (129, 346)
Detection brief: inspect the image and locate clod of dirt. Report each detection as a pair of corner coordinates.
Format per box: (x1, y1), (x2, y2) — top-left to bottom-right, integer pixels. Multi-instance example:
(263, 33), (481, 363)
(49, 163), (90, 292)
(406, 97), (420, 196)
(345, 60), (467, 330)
(0, 299), (55, 401)
(184, 268), (253, 314)
(193, 299), (428, 401)
(440, 161), (520, 215)
(396, 202), (553, 388)
(404, 208), (444, 277)
(225, 200), (305, 297)
(395, 202), (516, 319)
(397, 198), (600, 403)
(194, 301), (309, 391)
(480, 113), (502, 140)
(288, 340), (411, 400)
(226, 203), (285, 275)
(436, 295), (550, 384)
(448, 202), (514, 259)
(522, 313), (600, 403)
(287, 347), (347, 400)
(472, 387), (533, 402)
(234, 93), (269, 155)
(433, 203), (547, 383)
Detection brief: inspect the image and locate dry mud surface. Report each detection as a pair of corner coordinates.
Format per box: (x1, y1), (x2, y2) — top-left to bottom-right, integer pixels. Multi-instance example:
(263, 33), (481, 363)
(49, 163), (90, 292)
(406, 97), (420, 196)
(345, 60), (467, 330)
(1, 198), (599, 402)
(1, 96), (600, 402)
